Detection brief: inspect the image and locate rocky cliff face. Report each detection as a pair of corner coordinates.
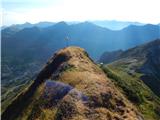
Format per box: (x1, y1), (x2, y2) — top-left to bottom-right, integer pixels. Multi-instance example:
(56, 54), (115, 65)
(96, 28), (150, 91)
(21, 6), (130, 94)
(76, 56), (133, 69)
(2, 47), (143, 120)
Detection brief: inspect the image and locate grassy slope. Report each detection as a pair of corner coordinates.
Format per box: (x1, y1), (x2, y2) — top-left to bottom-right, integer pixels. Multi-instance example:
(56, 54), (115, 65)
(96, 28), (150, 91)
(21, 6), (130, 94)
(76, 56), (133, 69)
(1, 80), (33, 113)
(1, 57), (41, 113)
(16, 83), (58, 120)
(101, 64), (160, 120)
(4, 47), (143, 120)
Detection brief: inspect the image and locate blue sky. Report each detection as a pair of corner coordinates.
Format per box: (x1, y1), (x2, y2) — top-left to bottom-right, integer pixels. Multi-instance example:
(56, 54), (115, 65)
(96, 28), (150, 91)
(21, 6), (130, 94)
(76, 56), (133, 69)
(1, 0), (160, 25)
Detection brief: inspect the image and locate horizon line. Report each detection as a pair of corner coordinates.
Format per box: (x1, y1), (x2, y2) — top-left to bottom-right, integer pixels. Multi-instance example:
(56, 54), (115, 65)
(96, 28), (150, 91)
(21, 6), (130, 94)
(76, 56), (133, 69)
(2, 19), (160, 27)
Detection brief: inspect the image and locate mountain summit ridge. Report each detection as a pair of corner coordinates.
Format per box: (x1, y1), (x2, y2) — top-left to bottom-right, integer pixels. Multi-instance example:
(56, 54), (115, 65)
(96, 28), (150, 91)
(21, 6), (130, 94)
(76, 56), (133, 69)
(2, 46), (143, 120)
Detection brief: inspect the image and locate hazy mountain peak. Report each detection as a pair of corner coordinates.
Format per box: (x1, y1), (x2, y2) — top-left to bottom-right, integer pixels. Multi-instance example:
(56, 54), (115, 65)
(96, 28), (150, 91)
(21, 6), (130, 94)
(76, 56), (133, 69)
(77, 21), (97, 26)
(54, 21), (68, 26)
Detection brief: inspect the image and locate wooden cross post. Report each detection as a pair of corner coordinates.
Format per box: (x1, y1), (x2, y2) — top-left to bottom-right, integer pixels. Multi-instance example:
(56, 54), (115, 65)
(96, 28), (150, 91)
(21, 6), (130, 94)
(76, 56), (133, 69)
(65, 36), (69, 47)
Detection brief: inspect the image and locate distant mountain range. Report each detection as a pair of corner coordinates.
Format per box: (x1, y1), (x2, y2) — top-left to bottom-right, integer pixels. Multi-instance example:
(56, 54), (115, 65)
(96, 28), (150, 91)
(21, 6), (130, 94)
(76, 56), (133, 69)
(1, 22), (56, 30)
(92, 20), (145, 30)
(1, 21), (80, 30)
(2, 21), (160, 60)
(2, 20), (159, 30)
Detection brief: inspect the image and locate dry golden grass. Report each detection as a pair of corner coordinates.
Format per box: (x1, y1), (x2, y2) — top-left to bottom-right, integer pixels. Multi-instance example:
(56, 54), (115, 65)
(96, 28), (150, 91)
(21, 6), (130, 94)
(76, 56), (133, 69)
(50, 47), (143, 120)
(6, 47), (143, 120)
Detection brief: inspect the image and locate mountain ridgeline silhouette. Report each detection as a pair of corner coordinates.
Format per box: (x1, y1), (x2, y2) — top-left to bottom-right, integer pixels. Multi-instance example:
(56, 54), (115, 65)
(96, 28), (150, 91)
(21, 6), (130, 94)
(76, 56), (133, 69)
(2, 21), (160, 60)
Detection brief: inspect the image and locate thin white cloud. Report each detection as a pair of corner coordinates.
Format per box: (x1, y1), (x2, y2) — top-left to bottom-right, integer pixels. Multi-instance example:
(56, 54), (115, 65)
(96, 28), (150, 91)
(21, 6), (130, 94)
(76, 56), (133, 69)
(2, 0), (160, 25)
